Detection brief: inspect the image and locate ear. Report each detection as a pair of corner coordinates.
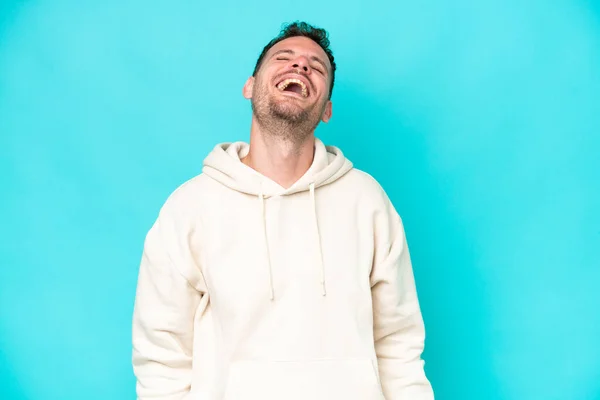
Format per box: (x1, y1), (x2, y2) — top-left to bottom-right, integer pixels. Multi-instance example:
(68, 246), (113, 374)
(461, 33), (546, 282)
(321, 100), (333, 123)
(242, 76), (254, 99)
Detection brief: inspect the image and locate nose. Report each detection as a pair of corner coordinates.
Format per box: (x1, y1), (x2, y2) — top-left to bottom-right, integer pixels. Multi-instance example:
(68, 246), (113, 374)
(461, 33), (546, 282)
(291, 56), (311, 74)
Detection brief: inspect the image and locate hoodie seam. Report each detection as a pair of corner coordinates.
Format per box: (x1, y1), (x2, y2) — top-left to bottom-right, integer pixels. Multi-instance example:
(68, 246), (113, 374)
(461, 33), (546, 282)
(160, 237), (206, 294)
(157, 203), (208, 295)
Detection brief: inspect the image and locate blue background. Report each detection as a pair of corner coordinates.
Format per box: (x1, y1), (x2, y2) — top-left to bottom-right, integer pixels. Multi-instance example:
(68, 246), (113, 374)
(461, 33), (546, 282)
(1, 1), (599, 399)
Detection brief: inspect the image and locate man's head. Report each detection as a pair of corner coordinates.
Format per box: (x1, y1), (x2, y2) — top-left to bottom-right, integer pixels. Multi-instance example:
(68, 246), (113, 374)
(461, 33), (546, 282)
(243, 21), (337, 143)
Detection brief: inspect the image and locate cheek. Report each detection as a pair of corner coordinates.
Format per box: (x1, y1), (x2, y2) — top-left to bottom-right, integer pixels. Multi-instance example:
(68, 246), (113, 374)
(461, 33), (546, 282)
(315, 76), (329, 94)
(262, 66), (279, 82)
(255, 77), (273, 95)
(316, 83), (330, 102)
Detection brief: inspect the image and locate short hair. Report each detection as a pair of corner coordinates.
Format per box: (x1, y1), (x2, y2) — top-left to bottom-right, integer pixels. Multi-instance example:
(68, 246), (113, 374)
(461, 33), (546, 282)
(252, 21), (337, 99)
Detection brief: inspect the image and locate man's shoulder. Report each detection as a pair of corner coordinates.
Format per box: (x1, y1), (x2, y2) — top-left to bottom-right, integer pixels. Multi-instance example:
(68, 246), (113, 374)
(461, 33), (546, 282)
(342, 167), (389, 199)
(342, 168), (403, 224)
(158, 172), (214, 216)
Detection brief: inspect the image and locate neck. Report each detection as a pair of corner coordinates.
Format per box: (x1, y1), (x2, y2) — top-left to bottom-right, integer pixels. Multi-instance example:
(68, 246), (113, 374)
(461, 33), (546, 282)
(241, 116), (315, 189)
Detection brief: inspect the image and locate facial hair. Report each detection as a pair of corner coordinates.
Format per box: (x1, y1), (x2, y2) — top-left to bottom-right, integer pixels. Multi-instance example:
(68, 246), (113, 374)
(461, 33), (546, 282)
(250, 74), (327, 144)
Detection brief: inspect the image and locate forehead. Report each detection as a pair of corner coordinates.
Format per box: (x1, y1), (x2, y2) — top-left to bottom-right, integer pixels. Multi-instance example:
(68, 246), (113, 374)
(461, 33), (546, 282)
(266, 36), (331, 69)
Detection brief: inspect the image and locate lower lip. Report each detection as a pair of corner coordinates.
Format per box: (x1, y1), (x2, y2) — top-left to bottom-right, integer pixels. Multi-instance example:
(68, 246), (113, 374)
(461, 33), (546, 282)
(276, 89), (308, 99)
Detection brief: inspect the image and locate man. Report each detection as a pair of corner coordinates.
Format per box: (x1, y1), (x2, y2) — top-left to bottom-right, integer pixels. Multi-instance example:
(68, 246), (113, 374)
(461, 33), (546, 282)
(132, 21), (434, 399)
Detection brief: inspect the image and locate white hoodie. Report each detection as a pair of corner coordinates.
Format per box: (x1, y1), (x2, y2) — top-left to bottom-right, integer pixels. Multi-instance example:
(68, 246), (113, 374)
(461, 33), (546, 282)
(132, 138), (434, 400)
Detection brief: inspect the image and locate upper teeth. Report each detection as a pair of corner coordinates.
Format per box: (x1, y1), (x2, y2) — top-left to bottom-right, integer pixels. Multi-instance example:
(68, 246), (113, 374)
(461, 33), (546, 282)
(277, 78), (308, 97)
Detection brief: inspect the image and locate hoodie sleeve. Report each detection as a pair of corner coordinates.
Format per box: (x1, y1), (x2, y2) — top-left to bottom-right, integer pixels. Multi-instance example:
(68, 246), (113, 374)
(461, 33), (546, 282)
(132, 200), (206, 400)
(370, 194), (434, 399)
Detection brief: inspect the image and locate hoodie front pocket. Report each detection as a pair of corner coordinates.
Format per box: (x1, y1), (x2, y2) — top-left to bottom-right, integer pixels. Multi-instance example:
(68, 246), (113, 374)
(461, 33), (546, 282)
(222, 358), (385, 400)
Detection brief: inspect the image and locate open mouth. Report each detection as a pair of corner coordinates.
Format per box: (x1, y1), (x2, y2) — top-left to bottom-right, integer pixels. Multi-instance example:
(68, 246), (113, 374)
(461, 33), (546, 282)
(276, 78), (309, 98)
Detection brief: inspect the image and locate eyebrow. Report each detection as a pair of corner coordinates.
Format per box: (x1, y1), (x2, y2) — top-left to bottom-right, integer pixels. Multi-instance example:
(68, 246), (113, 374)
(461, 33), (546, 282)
(270, 49), (329, 73)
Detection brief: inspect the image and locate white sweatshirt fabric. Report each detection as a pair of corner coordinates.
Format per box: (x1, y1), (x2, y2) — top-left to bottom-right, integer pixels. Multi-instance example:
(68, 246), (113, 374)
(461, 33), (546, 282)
(132, 138), (434, 400)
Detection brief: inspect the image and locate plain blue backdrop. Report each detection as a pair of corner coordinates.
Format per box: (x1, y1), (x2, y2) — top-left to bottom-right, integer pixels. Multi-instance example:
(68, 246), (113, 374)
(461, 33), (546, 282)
(1, 0), (599, 399)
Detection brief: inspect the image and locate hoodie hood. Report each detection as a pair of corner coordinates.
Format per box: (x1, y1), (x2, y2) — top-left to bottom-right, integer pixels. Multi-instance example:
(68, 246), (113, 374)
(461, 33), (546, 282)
(202, 137), (353, 198)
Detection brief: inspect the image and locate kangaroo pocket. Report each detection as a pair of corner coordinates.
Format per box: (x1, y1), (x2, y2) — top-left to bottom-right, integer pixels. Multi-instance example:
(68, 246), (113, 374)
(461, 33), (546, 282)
(222, 358), (385, 400)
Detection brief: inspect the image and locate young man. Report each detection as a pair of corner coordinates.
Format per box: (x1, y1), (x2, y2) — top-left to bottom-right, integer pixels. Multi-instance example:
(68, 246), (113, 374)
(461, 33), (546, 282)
(132, 21), (434, 400)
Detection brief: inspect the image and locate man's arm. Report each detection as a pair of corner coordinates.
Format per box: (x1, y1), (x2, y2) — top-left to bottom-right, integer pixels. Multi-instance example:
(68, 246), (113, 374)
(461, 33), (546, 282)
(132, 205), (205, 399)
(370, 195), (434, 399)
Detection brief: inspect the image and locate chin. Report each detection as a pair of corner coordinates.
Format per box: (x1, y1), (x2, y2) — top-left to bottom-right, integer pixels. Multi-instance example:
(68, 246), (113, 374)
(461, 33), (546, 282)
(270, 101), (306, 118)
(273, 110), (306, 123)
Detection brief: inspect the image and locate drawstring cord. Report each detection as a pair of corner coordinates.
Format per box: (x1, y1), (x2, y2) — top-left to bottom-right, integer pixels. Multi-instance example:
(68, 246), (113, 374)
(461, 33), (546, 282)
(309, 182), (327, 296)
(259, 182), (327, 300)
(259, 188), (275, 301)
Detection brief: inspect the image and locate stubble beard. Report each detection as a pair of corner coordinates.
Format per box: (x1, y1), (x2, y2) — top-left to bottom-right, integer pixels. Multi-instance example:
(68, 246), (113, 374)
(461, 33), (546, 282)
(251, 78), (327, 145)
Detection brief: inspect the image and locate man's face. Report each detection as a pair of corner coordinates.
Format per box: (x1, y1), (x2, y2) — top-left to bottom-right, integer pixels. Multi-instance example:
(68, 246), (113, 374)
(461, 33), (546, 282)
(243, 36), (333, 135)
